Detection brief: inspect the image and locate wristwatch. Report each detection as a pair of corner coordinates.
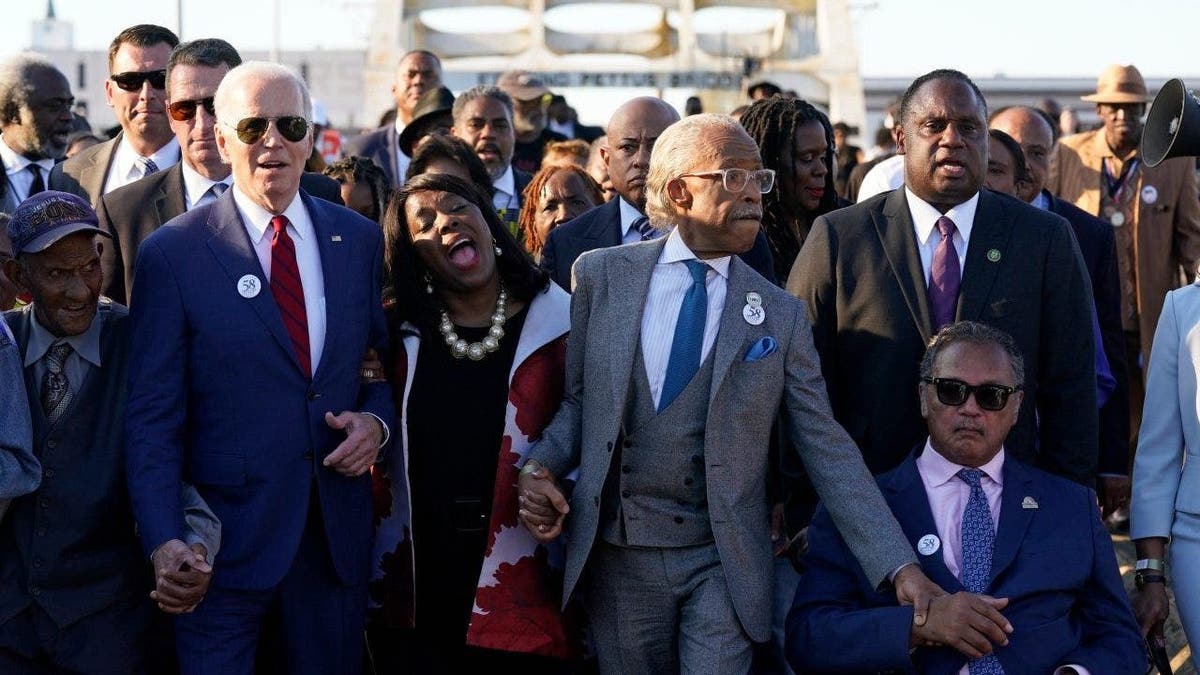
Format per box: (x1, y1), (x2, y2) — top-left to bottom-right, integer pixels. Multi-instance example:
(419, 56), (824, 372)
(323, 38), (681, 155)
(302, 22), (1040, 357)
(1136, 558), (1166, 572)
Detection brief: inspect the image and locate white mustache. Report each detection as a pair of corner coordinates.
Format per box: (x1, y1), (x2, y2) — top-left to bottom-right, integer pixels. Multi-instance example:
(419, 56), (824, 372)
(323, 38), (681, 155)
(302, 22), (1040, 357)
(730, 209), (762, 221)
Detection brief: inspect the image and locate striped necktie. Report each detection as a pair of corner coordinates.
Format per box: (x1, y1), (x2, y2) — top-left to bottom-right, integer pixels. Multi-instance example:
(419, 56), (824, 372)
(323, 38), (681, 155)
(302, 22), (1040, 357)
(632, 215), (656, 241)
(139, 157), (160, 178)
(269, 215), (311, 378)
(41, 342), (74, 424)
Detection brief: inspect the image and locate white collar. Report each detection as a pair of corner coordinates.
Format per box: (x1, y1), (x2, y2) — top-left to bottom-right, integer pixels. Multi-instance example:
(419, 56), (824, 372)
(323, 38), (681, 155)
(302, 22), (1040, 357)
(492, 165), (516, 197)
(392, 117), (405, 137)
(180, 161), (232, 206)
(0, 135), (54, 175)
(905, 187), (978, 247)
(658, 227), (731, 279)
(618, 197), (644, 236)
(232, 185), (311, 245)
(112, 135), (180, 180)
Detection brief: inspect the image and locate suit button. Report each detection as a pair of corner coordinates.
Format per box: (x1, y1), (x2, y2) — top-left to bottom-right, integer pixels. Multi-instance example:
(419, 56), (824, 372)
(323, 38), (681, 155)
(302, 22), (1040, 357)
(32, 558), (42, 569)
(303, 449), (314, 460)
(673, 516), (684, 524)
(684, 477), (694, 486)
(593, 496), (600, 506)
(46, 440), (57, 450)
(30, 587), (40, 597)
(43, 469), (54, 479)
(621, 489), (631, 498)
(621, 465), (631, 474)
(606, 442), (613, 452)
(623, 438), (633, 448)
(39, 498), (49, 509)
(307, 390), (321, 401)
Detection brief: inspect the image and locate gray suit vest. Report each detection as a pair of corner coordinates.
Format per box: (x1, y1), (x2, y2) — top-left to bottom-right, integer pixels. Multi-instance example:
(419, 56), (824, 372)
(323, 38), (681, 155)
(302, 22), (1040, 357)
(600, 344), (714, 547)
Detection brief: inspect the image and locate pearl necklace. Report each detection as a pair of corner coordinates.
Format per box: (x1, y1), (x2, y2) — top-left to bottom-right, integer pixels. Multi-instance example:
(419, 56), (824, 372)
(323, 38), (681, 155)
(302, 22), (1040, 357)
(439, 286), (508, 361)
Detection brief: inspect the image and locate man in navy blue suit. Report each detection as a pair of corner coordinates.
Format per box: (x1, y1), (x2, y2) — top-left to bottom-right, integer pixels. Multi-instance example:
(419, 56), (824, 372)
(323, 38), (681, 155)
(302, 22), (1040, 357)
(125, 62), (393, 674)
(787, 321), (1142, 675)
(989, 105), (1131, 516)
(540, 96), (777, 288)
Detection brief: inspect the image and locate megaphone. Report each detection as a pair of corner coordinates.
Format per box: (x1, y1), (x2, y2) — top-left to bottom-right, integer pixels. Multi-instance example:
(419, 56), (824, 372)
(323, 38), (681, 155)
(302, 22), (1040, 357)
(1142, 78), (1200, 167)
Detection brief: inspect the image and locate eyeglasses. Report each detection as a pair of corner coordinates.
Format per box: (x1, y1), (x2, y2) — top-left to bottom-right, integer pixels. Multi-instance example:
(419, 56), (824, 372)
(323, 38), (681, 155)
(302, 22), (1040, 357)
(110, 70), (167, 92)
(221, 116), (309, 145)
(921, 377), (1020, 411)
(677, 168), (776, 194)
(168, 97), (215, 122)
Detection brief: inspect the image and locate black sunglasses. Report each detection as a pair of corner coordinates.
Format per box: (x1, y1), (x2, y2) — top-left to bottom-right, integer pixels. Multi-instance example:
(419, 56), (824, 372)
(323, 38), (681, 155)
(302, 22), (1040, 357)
(921, 377), (1019, 411)
(110, 70), (167, 92)
(223, 116), (309, 145)
(168, 97), (215, 122)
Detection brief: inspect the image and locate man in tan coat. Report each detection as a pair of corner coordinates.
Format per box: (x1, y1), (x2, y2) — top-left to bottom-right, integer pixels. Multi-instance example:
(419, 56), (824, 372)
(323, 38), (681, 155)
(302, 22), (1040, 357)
(1048, 63), (1200, 470)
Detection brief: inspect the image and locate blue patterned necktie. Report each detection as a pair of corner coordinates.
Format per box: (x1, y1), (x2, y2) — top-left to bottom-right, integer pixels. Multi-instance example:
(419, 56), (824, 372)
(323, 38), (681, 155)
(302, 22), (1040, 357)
(958, 468), (1004, 674)
(659, 259), (708, 411)
(41, 342), (74, 424)
(139, 157), (160, 178)
(632, 215), (656, 241)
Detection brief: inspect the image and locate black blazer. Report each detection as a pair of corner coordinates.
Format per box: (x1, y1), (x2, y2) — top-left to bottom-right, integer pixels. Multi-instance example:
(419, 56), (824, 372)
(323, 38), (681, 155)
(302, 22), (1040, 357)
(1046, 190), (1130, 475)
(96, 165), (344, 304)
(540, 198), (777, 291)
(343, 125), (400, 187)
(788, 188), (1097, 488)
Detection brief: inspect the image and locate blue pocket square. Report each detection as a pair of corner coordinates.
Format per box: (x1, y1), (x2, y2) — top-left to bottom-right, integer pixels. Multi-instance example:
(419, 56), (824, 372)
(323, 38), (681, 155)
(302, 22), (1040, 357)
(743, 336), (778, 362)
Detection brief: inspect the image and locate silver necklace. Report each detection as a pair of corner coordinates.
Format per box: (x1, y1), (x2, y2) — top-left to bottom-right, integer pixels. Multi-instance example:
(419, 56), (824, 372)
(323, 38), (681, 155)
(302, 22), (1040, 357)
(439, 286), (508, 361)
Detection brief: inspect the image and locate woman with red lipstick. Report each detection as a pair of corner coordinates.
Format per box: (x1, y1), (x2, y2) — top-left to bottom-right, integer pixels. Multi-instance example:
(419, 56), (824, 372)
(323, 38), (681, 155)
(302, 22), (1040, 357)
(740, 95), (844, 284)
(366, 173), (581, 672)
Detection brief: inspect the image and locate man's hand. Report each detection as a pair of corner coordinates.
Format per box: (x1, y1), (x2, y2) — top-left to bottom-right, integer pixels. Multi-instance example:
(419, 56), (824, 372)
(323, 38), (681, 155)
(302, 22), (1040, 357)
(1098, 475), (1131, 519)
(324, 411), (384, 477)
(911, 592), (1012, 658)
(151, 540), (213, 614)
(1132, 579), (1170, 638)
(893, 564), (947, 627)
(517, 461), (569, 543)
(359, 348), (387, 384)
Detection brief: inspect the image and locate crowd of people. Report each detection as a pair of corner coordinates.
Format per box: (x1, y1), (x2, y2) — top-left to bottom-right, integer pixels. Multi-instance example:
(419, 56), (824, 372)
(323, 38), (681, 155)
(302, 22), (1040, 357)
(0, 20), (1198, 675)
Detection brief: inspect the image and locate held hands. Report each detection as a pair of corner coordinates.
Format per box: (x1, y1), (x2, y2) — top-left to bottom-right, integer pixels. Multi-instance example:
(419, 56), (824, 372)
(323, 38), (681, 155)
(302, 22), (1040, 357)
(517, 461), (569, 543)
(324, 411), (383, 477)
(150, 539), (212, 614)
(910, 592), (1012, 658)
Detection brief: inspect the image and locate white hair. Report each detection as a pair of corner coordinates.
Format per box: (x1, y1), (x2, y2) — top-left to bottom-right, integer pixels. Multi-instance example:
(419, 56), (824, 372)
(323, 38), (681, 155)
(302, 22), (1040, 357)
(213, 61), (311, 124)
(644, 113), (756, 229)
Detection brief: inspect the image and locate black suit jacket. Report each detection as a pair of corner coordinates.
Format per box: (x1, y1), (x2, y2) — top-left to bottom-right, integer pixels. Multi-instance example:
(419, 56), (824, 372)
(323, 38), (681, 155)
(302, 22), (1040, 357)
(540, 198), (777, 290)
(1046, 190), (1130, 475)
(787, 188), (1097, 490)
(343, 125), (400, 187)
(96, 165), (343, 303)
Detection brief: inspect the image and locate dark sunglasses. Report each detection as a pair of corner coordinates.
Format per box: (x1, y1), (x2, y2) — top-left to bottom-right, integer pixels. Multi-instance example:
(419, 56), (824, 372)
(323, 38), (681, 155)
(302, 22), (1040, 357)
(223, 116), (309, 144)
(110, 70), (167, 92)
(167, 97), (215, 122)
(921, 377), (1019, 411)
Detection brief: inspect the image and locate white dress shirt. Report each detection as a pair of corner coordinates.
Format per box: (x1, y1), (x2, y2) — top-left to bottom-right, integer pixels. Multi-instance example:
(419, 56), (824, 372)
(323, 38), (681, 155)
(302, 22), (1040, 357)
(231, 186), (326, 373)
(391, 118), (411, 185)
(181, 162), (232, 210)
(618, 197), (654, 244)
(640, 229), (729, 409)
(855, 153), (905, 202)
(906, 188), (978, 283)
(0, 137), (54, 203)
(102, 136), (180, 196)
(491, 165), (520, 214)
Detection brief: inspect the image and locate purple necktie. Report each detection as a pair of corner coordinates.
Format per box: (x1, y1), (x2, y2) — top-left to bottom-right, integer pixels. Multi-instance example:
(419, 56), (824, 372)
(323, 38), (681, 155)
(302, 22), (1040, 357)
(928, 216), (961, 331)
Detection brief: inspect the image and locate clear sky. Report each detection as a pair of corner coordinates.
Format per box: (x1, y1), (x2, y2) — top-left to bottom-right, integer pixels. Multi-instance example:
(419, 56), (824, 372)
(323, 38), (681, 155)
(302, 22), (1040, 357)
(1, 0), (1197, 79)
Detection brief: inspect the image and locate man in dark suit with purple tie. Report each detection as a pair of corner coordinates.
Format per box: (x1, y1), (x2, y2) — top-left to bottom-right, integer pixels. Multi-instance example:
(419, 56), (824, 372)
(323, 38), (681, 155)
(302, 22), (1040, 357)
(125, 62), (393, 674)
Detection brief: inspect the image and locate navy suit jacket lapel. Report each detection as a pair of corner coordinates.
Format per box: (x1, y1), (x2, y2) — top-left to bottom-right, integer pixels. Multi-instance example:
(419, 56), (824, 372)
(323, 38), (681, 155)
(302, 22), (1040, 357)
(989, 458), (1036, 585)
(587, 199), (623, 248)
(878, 190), (934, 344)
(307, 192), (347, 383)
(881, 454), (962, 593)
(204, 190), (301, 374)
(958, 191), (1012, 322)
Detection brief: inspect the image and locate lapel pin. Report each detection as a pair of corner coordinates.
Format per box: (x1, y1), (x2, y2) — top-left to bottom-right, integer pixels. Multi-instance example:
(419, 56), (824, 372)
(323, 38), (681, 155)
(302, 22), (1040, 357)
(917, 534), (940, 556)
(1021, 496), (1039, 509)
(237, 274), (261, 299)
(743, 303), (765, 326)
(331, 235), (342, 242)
(746, 291), (762, 308)
(986, 249), (1001, 263)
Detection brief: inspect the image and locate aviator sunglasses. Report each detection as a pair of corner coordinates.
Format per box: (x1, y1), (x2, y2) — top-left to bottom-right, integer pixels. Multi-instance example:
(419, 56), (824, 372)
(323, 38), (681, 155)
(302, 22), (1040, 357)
(221, 116), (309, 144)
(168, 97), (215, 122)
(110, 70), (167, 92)
(921, 377), (1019, 411)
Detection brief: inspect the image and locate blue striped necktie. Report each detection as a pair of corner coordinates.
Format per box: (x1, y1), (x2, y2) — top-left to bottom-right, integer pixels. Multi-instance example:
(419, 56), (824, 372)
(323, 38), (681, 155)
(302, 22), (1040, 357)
(659, 259), (708, 411)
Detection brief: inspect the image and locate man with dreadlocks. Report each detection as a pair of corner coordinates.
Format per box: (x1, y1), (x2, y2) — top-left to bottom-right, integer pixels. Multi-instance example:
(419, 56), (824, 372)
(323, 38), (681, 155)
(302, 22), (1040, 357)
(740, 95), (843, 284)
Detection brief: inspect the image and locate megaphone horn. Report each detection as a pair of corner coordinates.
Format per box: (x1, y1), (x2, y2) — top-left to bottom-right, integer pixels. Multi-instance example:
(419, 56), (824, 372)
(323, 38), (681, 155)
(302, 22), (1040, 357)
(1142, 78), (1200, 167)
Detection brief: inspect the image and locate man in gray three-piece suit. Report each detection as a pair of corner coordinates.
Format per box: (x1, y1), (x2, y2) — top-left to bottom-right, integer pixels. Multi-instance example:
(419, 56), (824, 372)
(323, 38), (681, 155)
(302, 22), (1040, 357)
(517, 114), (986, 674)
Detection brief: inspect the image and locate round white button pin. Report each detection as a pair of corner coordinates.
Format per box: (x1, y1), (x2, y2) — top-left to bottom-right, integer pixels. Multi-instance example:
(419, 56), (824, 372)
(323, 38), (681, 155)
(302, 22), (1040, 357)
(238, 274), (261, 298)
(917, 534), (940, 556)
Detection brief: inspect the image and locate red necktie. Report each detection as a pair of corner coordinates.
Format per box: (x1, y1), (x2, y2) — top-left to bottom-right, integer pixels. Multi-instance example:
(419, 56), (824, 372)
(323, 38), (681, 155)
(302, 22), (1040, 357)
(269, 215), (311, 378)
